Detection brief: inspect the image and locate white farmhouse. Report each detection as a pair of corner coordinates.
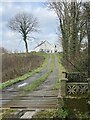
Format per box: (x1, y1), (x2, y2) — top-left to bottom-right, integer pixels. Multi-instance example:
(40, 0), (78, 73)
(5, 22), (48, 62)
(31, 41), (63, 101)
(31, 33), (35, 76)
(34, 41), (62, 53)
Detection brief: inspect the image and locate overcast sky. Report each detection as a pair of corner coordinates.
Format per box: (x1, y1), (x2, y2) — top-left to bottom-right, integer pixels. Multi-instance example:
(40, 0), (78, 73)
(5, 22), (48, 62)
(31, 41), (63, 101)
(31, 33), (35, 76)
(0, 1), (61, 52)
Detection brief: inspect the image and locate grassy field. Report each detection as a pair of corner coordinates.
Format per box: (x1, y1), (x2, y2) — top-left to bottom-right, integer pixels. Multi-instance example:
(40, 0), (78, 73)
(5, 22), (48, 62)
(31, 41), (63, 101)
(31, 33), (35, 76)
(2, 52), (45, 83)
(52, 53), (65, 90)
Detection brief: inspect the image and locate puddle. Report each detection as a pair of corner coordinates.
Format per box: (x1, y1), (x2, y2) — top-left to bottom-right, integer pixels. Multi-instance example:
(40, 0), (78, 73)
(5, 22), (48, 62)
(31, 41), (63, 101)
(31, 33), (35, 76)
(18, 83), (28, 88)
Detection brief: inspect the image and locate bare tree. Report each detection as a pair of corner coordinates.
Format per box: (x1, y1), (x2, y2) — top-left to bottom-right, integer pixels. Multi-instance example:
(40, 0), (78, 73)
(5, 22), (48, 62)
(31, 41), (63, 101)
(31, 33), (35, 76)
(48, 0), (83, 70)
(8, 12), (39, 53)
(48, 1), (69, 66)
(84, 2), (90, 77)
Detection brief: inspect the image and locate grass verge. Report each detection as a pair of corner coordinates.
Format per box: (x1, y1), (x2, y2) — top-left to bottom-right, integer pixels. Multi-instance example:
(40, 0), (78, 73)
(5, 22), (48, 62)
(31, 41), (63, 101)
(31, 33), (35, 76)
(32, 108), (68, 119)
(32, 109), (56, 118)
(1, 109), (18, 120)
(0, 54), (49, 90)
(52, 53), (65, 90)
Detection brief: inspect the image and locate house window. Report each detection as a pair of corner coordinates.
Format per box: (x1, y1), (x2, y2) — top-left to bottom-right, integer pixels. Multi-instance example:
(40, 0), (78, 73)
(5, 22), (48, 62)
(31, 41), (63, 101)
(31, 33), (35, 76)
(55, 50), (57, 53)
(39, 49), (44, 52)
(47, 50), (49, 53)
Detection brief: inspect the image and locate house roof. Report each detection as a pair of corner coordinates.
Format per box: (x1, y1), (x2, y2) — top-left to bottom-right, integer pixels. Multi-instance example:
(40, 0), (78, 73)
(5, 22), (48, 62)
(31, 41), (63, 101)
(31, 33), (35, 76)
(34, 40), (53, 49)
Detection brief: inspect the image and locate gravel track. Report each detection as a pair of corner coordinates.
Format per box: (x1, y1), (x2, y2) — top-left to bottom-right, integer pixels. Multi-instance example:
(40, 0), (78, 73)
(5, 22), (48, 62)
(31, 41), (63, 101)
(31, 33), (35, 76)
(1, 54), (60, 111)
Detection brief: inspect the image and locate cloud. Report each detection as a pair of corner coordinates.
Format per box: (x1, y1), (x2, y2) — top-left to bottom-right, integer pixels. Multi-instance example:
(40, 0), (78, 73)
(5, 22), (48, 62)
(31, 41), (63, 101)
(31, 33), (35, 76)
(2, 30), (20, 43)
(4, 31), (16, 39)
(34, 7), (57, 25)
(2, 30), (24, 52)
(0, 5), (3, 14)
(32, 7), (58, 36)
(0, 24), (2, 34)
(39, 33), (58, 44)
(1, 0), (47, 2)
(1, 0), (15, 2)
(1, 0), (88, 4)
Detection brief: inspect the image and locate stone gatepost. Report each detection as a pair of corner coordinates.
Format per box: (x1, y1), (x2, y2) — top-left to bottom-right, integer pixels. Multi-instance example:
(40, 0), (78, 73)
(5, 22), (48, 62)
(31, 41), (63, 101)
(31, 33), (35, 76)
(61, 78), (68, 97)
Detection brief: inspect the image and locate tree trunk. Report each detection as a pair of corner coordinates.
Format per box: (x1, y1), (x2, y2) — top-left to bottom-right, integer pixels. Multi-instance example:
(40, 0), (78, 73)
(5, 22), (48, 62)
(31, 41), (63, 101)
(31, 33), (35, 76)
(87, 9), (90, 78)
(85, 3), (90, 78)
(25, 40), (28, 53)
(23, 35), (28, 53)
(88, 27), (90, 78)
(70, 2), (77, 59)
(59, 18), (69, 67)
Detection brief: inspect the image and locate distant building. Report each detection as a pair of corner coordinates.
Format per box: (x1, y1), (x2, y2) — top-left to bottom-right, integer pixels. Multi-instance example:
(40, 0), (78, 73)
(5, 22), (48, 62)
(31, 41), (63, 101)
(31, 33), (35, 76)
(34, 41), (62, 53)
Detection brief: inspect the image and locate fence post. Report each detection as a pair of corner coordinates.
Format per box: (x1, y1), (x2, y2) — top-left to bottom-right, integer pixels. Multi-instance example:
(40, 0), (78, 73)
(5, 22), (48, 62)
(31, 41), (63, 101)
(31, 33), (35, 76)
(87, 78), (90, 113)
(61, 78), (68, 97)
(87, 78), (90, 91)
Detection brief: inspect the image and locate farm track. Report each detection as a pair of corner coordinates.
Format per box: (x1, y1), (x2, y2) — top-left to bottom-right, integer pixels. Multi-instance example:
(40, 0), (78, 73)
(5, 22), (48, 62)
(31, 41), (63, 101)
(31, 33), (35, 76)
(1, 54), (60, 119)
(1, 55), (51, 106)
